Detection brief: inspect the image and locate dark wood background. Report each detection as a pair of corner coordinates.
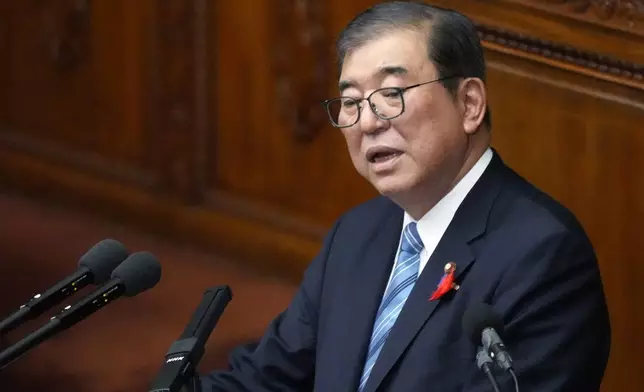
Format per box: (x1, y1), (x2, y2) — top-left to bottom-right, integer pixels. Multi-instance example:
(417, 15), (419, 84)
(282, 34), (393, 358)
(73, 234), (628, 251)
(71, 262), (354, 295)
(0, 0), (643, 390)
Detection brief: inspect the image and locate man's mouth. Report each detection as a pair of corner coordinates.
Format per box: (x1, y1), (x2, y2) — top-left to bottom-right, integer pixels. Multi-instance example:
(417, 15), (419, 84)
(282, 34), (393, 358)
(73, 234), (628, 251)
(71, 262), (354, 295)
(366, 147), (403, 163)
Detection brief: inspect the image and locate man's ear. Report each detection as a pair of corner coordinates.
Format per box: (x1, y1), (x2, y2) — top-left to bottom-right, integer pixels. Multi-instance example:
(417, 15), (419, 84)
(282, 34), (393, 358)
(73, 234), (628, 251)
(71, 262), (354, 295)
(459, 77), (486, 135)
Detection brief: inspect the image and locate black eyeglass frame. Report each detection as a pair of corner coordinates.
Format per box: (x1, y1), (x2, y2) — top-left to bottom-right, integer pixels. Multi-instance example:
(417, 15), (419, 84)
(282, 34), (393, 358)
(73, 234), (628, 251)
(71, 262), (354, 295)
(321, 75), (459, 128)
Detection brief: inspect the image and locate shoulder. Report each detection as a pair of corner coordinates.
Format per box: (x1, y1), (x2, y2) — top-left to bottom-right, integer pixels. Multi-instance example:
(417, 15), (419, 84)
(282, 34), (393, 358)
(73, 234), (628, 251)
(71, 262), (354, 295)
(320, 195), (401, 245)
(485, 162), (594, 257)
(316, 195), (402, 260)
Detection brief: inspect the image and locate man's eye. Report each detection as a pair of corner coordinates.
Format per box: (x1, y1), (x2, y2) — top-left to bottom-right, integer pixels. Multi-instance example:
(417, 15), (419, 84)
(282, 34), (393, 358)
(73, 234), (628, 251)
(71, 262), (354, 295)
(382, 90), (402, 98)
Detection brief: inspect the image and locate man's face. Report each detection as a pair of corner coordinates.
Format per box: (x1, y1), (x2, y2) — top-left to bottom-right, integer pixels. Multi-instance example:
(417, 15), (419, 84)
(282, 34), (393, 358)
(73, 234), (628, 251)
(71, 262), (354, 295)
(338, 29), (472, 203)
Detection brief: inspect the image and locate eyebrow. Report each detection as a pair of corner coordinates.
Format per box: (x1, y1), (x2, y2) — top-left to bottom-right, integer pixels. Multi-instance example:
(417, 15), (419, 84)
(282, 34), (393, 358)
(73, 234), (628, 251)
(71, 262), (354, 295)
(338, 65), (409, 93)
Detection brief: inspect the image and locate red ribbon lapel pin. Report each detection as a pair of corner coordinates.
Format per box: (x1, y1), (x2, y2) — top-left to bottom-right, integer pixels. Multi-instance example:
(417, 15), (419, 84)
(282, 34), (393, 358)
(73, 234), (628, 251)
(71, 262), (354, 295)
(429, 262), (460, 301)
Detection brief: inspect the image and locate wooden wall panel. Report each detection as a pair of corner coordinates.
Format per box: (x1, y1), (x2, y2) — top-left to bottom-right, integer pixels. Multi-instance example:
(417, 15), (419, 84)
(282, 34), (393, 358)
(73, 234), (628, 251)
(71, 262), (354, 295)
(0, 0), (643, 391)
(0, 0), (157, 188)
(0, 0), (331, 278)
(211, 0), (376, 236)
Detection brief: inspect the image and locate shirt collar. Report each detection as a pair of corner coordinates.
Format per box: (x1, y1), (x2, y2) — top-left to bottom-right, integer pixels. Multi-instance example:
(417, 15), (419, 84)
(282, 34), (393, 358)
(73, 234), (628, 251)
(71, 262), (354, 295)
(403, 147), (494, 242)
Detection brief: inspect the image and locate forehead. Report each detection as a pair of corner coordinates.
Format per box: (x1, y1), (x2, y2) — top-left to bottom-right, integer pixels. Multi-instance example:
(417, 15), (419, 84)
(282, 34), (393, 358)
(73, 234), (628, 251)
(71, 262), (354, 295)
(339, 29), (434, 87)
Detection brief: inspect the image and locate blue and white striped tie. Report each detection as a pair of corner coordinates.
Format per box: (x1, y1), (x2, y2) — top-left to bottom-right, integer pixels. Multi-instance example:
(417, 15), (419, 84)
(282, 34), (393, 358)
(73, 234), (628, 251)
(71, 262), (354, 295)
(358, 222), (424, 391)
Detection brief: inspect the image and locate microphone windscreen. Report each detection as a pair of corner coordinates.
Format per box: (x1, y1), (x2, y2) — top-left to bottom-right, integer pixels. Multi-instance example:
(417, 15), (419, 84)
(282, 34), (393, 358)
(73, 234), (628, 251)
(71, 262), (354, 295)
(78, 239), (129, 284)
(112, 251), (162, 296)
(462, 302), (504, 344)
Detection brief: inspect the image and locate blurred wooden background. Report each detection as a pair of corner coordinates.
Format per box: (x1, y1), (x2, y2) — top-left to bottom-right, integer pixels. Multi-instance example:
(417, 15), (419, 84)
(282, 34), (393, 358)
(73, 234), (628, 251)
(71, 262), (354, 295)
(0, 0), (643, 391)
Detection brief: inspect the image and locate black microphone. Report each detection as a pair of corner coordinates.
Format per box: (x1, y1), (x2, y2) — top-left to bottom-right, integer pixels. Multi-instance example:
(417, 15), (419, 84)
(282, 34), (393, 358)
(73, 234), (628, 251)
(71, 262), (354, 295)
(148, 285), (233, 392)
(0, 239), (129, 336)
(463, 302), (520, 392)
(0, 251), (162, 371)
(476, 346), (501, 392)
(462, 302), (513, 371)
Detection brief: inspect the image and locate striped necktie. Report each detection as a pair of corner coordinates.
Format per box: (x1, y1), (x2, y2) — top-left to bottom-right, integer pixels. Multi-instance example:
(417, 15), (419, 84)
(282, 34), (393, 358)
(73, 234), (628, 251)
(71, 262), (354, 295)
(358, 222), (424, 391)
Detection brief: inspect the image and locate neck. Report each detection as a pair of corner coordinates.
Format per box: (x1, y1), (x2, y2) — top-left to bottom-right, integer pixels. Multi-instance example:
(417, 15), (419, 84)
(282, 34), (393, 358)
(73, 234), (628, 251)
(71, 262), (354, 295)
(398, 132), (490, 220)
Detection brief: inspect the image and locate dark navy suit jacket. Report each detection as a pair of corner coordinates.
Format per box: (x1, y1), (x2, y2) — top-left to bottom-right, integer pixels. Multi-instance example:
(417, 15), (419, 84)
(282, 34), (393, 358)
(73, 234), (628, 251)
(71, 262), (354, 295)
(201, 151), (611, 391)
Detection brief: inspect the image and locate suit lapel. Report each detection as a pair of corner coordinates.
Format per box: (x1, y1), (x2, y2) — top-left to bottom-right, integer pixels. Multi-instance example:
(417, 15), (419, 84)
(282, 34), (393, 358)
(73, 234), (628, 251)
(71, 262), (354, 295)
(362, 151), (506, 392)
(332, 205), (403, 392)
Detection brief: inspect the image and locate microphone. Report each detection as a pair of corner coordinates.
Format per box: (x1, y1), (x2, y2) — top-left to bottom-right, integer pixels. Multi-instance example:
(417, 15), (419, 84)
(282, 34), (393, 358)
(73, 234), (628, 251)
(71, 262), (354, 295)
(462, 302), (513, 371)
(463, 302), (520, 392)
(0, 251), (162, 371)
(476, 346), (501, 392)
(148, 285), (233, 392)
(0, 239), (129, 336)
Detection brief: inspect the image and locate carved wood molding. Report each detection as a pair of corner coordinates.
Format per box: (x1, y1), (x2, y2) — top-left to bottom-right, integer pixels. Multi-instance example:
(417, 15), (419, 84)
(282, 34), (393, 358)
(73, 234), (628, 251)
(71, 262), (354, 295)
(35, 0), (92, 71)
(0, 128), (157, 188)
(476, 23), (644, 88)
(271, 0), (331, 142)
(149, 0), (211, 202)
(510, 0), (644, 35)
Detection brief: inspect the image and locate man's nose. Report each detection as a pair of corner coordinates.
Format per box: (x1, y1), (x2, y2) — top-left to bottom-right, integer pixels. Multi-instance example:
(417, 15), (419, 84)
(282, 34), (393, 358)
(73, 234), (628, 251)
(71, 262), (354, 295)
(359, 101), (387, 134)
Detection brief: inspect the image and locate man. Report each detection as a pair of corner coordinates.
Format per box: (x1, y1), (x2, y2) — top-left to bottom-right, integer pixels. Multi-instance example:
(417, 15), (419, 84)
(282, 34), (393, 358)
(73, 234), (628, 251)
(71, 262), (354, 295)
(200, 2), (611, 391)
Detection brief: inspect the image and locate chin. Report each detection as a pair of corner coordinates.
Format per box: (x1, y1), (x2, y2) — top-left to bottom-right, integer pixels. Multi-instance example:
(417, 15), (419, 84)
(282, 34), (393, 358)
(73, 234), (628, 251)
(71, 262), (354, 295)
(370, 174), (416, 198)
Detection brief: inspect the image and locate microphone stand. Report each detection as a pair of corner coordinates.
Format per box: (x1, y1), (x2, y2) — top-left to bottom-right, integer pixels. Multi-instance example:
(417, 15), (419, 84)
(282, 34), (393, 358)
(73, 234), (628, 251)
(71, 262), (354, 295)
(179, 367), (202, 392)
(148, 285), (232, 392)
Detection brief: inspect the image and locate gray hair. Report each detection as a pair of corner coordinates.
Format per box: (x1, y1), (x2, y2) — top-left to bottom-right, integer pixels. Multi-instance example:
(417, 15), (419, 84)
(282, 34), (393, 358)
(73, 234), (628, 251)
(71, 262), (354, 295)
(336, 1), (491, 128)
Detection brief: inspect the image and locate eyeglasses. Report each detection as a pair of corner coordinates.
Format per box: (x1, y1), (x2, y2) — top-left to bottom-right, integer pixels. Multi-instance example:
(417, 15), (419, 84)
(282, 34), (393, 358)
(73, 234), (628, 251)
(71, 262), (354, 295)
(322, 76), (457, 128)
